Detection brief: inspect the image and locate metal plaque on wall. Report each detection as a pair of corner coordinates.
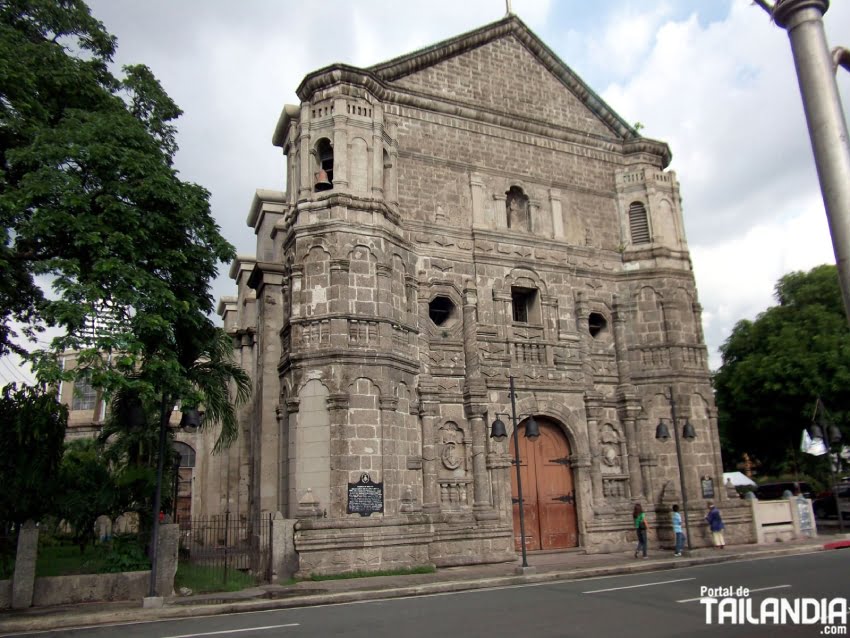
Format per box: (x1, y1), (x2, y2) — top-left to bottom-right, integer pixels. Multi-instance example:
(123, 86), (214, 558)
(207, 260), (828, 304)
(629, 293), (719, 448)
(347, 472), (384, 517)
(701, 476), (715, 499)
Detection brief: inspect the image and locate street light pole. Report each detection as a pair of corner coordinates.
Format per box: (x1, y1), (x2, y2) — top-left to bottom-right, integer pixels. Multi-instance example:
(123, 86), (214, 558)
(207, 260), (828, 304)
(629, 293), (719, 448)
(656, 386), (697, 551)
(758, 0), (850, 324)
(489, 375), (540, 570)
(810, 399), (844, 532)
(148, 392), (170, 598)
(508, 376), (530, 568)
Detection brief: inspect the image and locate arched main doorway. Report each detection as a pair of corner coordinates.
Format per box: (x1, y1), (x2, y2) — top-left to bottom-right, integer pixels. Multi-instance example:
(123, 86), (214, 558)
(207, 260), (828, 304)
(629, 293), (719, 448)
(511, 417), (578, 551)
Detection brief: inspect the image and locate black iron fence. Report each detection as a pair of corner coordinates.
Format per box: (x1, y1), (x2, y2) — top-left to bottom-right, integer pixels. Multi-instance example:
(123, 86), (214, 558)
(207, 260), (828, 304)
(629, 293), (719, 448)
(177, 513), (272, 586)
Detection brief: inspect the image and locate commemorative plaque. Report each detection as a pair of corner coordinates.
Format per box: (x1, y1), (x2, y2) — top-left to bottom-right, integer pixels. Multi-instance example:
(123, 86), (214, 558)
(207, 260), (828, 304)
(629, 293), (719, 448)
(701, 476), (715, 499)
(347, 472), (384, 517)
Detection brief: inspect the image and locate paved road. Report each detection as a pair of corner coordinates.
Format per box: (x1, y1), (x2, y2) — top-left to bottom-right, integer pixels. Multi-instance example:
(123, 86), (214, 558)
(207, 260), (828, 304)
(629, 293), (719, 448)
(6, 550), (849, 638)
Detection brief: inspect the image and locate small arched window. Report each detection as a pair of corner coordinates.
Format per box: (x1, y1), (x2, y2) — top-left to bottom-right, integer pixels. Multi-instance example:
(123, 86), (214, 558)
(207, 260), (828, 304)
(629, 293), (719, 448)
(315, 138), (333, 191)
(629, 201), (651, 244)
(173, 441), (196, 468)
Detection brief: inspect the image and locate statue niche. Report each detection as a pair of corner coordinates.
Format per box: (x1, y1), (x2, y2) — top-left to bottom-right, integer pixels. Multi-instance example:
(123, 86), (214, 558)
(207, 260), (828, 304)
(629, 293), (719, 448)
(438, 421), (471, 509)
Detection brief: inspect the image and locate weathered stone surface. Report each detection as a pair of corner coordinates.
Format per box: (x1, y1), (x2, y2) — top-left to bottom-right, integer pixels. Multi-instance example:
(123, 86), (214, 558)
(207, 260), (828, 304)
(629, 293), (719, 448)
(154, 523), (178, 597)
(11, 520), (38, 609)
(212, 14), (752, 575)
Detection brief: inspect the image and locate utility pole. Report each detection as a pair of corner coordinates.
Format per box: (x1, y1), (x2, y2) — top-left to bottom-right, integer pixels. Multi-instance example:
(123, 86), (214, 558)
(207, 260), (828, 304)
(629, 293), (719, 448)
(756, 0), (850, 323)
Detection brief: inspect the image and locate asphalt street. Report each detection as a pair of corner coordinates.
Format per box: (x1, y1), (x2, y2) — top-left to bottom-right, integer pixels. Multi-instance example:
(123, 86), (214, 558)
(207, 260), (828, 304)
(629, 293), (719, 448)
(5, 550), (849, 638)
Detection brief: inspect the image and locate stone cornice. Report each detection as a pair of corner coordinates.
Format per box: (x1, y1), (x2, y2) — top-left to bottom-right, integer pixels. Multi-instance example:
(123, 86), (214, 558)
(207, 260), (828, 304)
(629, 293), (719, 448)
(247, 261), (288, 291)
(290, 16), (672, 168)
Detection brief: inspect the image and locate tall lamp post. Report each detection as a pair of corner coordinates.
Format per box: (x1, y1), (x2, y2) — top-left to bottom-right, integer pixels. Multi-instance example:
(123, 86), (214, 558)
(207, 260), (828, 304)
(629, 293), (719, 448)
(489, 376), (539, 569)
(810, 400), (844, 532)
(754, 0), (850, 324)
(655, 386), (697, 550)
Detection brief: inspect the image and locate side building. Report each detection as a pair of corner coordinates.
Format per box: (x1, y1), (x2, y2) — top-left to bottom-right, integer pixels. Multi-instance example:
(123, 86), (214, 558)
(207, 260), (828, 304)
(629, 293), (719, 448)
(218, 15), (752, 575)
(59, 351), (207, 525)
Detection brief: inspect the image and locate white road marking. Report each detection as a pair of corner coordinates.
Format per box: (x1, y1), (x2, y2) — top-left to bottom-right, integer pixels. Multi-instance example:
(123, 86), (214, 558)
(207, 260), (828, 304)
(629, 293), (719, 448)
(583, 577), (695, 594)
(677, 584), (792, 603)
(161, 623), (299, 638)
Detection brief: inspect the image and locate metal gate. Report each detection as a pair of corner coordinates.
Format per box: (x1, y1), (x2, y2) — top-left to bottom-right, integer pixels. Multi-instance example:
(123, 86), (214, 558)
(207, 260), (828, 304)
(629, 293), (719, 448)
(178, 513), (272, 586)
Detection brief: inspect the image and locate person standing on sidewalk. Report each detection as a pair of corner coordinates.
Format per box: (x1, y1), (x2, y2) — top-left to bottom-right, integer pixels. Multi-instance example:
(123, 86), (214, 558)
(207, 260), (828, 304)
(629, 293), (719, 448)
(705, 501), (725, 548)
(633, 503), (648, 559)
(672, 504), (685, 556)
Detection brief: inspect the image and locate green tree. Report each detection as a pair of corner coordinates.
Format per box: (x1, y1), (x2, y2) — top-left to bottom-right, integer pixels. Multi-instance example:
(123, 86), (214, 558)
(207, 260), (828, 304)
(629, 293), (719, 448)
(715, 264), (850, 477)
(0, 0), (234, 388)
(56, 438), (117, 552)
(0, 384), (67, 527)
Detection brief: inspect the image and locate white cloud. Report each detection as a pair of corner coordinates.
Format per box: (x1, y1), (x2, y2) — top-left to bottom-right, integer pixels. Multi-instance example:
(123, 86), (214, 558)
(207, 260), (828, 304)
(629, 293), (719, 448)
(11, 0), (849, 382)
(600, 0), (849, 367)
(693, 199), (835, 368)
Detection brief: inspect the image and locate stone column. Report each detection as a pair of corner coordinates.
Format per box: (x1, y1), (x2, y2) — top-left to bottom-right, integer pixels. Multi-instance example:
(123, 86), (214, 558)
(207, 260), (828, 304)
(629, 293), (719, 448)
(379, 396), (399, 513)
(470, 172), (488, 228)
(371, 117), (384, 198)
(155, 523), (178, 598)
(464, 381), (496, 518)
(529, 199), (542, 234)
(419, 384), (440, 513)
(462, 284), (481, 377)
(332, 107), (348, 190)
(298, 108), (312, 200)
(549, 188), (564, 239)
(376, 264), (392, 347)
(327, 393), (350, 518)
(487, 451), (513, 526)
(569, 454), (591, 545)
(611, 295), (632, 384)
(11, 520), (38, 609)
(620, 402), (643, 501)
(285, 397), (301, 518)
(270, 512), (298, 582)
(584, 395), (605, 506)
(492, 193), (507, 229)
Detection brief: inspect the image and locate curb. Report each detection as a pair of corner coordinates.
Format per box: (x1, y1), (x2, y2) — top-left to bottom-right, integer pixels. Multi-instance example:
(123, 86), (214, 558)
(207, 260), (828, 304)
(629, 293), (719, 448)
(0, 543), (827, 635)
(823, 540), (850, 550)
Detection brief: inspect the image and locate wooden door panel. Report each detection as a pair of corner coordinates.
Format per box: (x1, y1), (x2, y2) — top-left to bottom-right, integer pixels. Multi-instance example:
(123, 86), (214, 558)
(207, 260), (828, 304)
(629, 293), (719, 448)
(510, 418), (579, 551)
(536, 425), (578, 549)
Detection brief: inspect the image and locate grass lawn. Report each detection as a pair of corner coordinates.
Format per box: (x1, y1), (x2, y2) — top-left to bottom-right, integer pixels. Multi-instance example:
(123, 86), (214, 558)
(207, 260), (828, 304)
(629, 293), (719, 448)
(37, 544), (111, 577)
(174, 563), (256, 593)
(36, 537), (150, 577)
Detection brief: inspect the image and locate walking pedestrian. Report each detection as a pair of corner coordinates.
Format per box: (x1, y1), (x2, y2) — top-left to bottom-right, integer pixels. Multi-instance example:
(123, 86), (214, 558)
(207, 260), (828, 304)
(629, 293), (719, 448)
(672, 504), (685, 556)
(633, 503), (648, 559)
(705, 501), (725, 548)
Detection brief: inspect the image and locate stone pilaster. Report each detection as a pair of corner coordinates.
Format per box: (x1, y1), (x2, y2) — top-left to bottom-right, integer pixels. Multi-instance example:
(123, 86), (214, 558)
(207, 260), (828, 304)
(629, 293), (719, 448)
(584, 393), (605, 507)
(418, 383), (440, 513)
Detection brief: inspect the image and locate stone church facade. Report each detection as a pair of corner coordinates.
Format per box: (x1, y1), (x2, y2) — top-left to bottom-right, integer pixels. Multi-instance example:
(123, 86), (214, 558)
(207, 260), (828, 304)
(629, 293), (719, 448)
(217, 15), (752, 576)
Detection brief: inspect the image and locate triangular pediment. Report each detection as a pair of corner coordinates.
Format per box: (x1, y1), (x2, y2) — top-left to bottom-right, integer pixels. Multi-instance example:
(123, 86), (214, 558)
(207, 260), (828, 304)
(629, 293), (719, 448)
(367, 16), (636, 140)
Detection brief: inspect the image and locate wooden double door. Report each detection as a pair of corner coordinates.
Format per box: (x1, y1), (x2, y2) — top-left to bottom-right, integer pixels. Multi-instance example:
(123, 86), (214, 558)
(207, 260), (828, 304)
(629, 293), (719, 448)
(511, 417), (579, 551)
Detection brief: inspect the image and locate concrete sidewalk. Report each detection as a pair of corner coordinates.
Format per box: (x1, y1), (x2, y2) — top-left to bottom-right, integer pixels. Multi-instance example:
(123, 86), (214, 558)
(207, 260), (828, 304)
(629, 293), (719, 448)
(1, 535), (847, 635)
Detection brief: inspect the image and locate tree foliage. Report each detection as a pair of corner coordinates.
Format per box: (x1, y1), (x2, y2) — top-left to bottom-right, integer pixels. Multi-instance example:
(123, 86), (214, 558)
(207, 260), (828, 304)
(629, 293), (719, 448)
(0, 1), (250, 452)
(715, 264), (850, 476)
(0, 383), (67, 526)
(0, 0), (235, 386)
(56, 438), (117, 552)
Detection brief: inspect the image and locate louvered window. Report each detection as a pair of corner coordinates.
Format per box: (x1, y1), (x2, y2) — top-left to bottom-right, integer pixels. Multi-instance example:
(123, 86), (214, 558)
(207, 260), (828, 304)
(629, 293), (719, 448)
(629, 202), (651, 244)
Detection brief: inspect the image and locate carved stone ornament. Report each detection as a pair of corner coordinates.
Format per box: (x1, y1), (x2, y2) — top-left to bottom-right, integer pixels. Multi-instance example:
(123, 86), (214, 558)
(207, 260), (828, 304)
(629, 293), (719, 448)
(441, 441), (462, 470)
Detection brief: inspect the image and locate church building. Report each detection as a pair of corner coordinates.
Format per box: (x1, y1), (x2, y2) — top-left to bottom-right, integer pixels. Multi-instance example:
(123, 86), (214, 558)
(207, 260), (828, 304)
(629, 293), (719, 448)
(216, 14), (752, 576)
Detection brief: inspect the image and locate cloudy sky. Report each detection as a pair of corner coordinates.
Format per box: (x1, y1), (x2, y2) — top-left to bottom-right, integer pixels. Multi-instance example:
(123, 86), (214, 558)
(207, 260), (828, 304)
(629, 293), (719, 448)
(3, 0), (848, 385)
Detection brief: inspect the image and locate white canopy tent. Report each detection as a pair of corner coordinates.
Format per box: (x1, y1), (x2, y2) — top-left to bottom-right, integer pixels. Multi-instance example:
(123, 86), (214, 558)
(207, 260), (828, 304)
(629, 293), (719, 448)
(723, 471), (757, 487)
